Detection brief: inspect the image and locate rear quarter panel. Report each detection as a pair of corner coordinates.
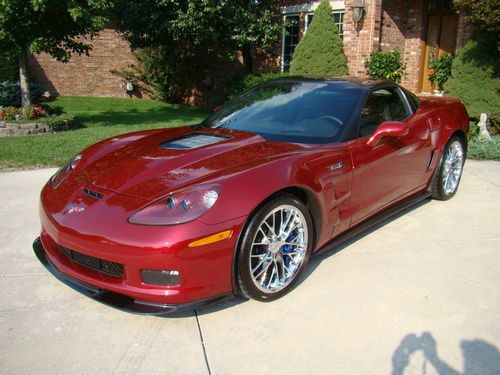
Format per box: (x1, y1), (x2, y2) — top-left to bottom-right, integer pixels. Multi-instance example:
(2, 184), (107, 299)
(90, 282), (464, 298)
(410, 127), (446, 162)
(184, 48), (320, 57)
(418, 97), (469, 151)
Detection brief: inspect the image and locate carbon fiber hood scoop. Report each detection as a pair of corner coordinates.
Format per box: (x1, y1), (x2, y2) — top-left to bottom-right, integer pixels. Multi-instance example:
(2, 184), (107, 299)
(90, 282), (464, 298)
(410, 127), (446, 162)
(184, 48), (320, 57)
(160, 133), (230, 150)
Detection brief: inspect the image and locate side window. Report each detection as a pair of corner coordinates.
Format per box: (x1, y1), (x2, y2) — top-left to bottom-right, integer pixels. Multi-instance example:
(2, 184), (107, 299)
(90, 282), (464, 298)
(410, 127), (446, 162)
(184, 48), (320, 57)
(359, 88), (412, 137)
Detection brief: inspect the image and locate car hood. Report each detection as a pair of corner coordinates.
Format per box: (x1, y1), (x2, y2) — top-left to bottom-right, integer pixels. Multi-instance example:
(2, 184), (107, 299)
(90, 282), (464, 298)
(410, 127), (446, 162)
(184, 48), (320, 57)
(77, 127), (303, 200)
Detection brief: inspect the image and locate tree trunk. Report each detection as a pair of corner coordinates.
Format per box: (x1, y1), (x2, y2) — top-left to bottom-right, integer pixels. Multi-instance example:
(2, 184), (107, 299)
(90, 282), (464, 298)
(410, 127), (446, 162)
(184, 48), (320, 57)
(242, 44), (254, 73)
(19, 47), (32, 108)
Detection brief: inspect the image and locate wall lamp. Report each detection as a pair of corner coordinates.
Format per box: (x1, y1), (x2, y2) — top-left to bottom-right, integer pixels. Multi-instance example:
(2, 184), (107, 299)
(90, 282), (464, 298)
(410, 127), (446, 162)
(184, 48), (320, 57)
(351, 0), (366, 26)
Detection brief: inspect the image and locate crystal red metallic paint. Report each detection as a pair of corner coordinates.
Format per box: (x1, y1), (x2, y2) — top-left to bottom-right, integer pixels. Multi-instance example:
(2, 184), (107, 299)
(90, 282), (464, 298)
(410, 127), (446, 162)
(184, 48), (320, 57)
(34, 78), (469, 314)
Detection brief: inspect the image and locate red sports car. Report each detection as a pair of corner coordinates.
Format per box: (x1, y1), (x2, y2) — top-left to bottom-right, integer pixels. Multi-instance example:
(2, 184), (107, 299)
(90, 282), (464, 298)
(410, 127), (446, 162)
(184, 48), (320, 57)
(34, 78), (469, 314)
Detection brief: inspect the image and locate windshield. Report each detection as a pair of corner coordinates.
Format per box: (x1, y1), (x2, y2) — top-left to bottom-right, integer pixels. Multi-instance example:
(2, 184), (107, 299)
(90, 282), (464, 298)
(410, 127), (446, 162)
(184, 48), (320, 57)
(202, 80), (363, 144)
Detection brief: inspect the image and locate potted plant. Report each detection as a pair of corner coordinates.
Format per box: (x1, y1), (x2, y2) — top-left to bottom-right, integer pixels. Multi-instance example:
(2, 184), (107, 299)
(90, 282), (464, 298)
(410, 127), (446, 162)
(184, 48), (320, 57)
(428, 53), (453, 96)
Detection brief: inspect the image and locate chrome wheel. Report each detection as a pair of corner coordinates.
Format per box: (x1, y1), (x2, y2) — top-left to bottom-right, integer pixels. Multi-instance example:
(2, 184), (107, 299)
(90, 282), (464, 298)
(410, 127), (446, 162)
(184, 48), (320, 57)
(249, 204), (308, 293)
(441, 140), (464, 195)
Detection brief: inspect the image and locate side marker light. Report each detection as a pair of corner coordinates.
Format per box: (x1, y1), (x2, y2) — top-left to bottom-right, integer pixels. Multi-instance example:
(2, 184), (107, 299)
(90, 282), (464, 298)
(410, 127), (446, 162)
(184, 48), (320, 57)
(188, 230), (233, 248)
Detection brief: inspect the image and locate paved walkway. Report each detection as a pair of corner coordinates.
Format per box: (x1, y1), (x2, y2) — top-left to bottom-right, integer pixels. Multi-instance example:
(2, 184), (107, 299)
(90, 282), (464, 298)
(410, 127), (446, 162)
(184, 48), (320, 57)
(1, 161), (499, 374)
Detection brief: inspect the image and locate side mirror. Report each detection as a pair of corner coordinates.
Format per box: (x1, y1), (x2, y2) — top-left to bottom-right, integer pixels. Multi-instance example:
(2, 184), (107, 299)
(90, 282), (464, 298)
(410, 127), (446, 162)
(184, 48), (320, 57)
(367, 121), (408, 146)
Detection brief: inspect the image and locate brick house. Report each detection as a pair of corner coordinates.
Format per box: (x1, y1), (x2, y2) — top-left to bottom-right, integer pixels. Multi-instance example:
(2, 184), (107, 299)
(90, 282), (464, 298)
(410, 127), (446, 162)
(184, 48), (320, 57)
(28, 0), (472, 102)
(268, 0), (471, 93)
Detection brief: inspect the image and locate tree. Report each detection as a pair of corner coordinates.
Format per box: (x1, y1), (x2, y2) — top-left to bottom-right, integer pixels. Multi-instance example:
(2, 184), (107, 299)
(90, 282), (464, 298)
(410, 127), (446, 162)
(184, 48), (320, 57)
(289, 0), (348, 77)
(0, 0), (108, 107)
(0, 48), (18, 82)
(110, 0), (282, 70)
(108, 0), (284, 102)
(453, 0), (500, 36)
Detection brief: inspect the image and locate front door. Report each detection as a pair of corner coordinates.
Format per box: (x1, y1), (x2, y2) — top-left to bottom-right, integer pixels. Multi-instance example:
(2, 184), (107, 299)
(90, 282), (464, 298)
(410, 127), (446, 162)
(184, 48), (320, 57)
(347, 87), (432, 226)
(420, 1), (459, 93)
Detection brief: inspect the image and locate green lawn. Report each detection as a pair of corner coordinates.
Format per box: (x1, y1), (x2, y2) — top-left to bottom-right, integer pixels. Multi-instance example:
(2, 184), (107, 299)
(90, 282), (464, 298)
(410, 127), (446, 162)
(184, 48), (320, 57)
(0, 97), (208, 170)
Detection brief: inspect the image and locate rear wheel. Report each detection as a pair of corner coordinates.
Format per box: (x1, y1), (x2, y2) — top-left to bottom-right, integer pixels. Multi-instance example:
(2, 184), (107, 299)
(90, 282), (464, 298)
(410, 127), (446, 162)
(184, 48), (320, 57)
(236, 194), (313, 301)
(432, 136), (465, 200)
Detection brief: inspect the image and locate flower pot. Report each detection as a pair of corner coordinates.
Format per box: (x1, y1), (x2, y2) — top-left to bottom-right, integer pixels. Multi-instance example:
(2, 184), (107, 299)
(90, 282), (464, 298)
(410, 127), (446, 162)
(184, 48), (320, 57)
(433, 89), (444, 97)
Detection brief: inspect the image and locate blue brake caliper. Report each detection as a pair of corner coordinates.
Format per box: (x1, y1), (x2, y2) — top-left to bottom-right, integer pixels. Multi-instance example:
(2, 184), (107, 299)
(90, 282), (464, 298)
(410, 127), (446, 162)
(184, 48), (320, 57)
(281, 232), (295, 267)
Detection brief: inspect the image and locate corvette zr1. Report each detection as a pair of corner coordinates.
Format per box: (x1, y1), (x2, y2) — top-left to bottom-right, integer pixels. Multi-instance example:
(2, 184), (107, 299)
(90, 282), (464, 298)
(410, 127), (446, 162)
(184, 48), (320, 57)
(34, 78), (469, 314)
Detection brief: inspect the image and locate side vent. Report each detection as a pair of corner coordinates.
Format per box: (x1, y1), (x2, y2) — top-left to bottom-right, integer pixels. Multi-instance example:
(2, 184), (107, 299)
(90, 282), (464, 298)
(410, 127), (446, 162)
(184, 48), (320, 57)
(426, 150), (436, 170)
(84, 187), (104, 200)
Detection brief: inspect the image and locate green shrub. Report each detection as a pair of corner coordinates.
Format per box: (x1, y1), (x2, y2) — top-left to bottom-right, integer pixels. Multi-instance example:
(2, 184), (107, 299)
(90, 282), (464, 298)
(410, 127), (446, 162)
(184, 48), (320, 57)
(0, 50), (18, 82)
(289, 0), (348, 77)
(0, 81), (43, 107)
(41, 114), (76, 131)
(467, 135), (500, 160)
(364, 49), (407, 83)
(428, 53), (453, 90)
(445, 32), (500, 134)
(225, 72), (287, 99)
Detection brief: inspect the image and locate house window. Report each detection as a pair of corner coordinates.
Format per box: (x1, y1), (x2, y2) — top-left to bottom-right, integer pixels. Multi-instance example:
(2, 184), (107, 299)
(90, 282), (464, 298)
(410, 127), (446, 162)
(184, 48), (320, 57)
(281, 15), (300, 72)
(305, 10), (345, 37)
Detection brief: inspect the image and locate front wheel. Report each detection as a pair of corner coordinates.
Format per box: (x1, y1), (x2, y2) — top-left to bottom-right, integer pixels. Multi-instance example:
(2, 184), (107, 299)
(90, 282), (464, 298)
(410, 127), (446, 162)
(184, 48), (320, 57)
(236, 194), (313, 301)
(432, 136), (465, 200)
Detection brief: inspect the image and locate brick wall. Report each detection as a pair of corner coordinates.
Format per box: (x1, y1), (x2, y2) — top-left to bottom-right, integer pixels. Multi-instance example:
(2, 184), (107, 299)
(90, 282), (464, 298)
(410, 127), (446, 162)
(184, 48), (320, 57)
(28, 29), (137, 98)
(378, 0), (427, 91)
(343, 0), (383, 76)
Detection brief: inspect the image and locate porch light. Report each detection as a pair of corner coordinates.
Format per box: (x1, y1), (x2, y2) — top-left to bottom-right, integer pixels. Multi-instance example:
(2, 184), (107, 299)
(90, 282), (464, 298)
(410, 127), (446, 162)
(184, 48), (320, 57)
(351, 0), (366, 25)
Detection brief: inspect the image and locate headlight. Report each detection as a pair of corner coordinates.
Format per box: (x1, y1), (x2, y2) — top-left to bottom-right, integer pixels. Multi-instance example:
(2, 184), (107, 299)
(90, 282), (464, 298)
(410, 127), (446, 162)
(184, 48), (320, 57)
(128, 185), (221, 225)
(50, 153), (82, 188)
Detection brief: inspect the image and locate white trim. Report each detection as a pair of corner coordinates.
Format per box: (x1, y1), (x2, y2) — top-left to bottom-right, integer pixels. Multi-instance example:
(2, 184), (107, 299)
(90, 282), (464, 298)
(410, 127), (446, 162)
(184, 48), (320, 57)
(281, 15), (286, 72)
(282, 1), (344, 14)
(304, 9), (345, 33)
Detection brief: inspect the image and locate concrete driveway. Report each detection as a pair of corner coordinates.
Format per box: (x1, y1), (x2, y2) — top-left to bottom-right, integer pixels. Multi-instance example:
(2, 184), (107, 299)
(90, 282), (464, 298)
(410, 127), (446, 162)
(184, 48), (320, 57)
(1, 160), (499, 374)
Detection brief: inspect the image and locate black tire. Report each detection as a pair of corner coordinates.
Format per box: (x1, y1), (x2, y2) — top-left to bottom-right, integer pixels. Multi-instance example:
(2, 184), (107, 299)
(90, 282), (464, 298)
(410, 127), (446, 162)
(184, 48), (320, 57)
(236, 194), (313, 302)
(431, 135), (466, 201)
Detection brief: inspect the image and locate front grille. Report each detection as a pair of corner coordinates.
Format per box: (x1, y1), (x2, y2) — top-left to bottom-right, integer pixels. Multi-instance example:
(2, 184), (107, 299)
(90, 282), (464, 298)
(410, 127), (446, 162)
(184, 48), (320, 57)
(58, 245), (124, 277)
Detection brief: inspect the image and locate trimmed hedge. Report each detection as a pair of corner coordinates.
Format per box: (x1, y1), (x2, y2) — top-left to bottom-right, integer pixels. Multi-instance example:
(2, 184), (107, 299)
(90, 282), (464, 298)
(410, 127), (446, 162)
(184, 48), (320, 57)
(289, 0), (348, 77)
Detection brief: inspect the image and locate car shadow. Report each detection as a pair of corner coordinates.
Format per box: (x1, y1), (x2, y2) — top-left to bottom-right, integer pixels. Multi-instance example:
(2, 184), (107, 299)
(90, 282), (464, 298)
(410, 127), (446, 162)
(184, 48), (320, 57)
(392, 332), (500, 375)
(165, 296), (247, 318)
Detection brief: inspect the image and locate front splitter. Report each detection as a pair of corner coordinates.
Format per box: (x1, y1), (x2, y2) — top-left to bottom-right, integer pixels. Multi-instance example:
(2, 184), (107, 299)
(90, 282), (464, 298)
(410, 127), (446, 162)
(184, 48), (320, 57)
(33, 237), (234, 316)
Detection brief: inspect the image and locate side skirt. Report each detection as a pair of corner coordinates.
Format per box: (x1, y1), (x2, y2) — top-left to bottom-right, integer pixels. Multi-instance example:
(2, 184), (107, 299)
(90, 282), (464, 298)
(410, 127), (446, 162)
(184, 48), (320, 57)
(315, 190), (431, 257)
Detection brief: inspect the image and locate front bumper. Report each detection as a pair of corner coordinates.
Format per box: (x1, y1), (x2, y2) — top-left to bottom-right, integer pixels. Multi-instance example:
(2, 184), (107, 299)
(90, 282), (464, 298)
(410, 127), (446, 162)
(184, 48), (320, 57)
(33, 237), (233, 315)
